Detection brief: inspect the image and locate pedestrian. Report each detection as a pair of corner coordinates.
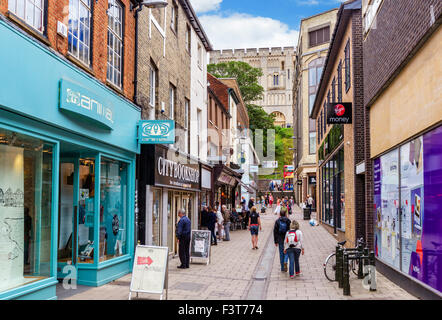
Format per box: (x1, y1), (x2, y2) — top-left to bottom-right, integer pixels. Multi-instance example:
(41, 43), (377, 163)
(284, 220), (304, 278)
(274, 198), (281, 215)
(273, 206), (291, 272)
(248, 206), (262, 250)
(248, 197), (255, 212)
(269, 194), (273, 208)
(222, 205), (231, 241)
(200, 206), (209, 230)
(176, 209), (191, 269)
(207, 206), (218, 245)
(216, 205), (224, 241)
(307, 194), (314, 215)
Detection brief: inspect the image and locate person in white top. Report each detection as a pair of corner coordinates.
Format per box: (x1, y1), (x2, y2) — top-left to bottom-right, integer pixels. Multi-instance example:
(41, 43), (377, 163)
(216, 205), (224, 241)
(283, 220), (304, 278)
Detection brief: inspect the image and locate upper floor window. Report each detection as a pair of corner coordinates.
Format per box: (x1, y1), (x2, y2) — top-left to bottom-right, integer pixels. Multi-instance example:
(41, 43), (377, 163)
(169, 84), (176, 120)
(9, 0), (44, 33)
(309, 26), (330, 48)
(68, 0), (91, 66)
(107, 0), (123, 88)
(337, 61), (342, 102)
(171, 2), (178, 33)
(149, 63), (157, 108)
(331, 77), (336, 102)
(308, 58), (324, 114)
(344, 40), (351, 92)
(273, 74), (279, 86)
(186, 24), (191, 52)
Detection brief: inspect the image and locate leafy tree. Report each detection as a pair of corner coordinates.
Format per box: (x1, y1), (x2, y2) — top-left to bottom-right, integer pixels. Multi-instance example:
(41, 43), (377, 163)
(208, 61), (264, 104)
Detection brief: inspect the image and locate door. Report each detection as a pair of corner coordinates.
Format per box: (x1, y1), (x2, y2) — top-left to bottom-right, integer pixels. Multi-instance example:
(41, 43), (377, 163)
(57, 156), (96, 278)
(173, 194), (181, 255)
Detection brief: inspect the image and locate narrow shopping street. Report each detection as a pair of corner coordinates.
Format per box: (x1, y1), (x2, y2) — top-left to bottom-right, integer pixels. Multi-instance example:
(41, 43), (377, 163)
(57, 205), (416, 300)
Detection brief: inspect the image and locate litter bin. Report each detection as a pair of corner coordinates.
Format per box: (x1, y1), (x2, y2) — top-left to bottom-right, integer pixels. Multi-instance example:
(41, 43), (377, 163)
(303, 208), (311, 220)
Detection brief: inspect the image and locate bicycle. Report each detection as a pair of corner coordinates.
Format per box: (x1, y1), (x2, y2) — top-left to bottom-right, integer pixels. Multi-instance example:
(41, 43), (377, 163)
(323, 237), (365, 282)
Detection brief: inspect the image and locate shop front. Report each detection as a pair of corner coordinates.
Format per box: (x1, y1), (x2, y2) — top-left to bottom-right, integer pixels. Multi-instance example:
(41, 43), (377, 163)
(199, 164), (213, 227)
(138, 145), (200, 256)
(372, 125), (442, 295)
(0, 20), (140, 300)
(213, 165), (242, 211)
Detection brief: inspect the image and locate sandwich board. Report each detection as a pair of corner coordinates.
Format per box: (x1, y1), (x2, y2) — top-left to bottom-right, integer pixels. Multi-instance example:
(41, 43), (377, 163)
(129, 245), (169, 300)
(189, 230), (211, 265)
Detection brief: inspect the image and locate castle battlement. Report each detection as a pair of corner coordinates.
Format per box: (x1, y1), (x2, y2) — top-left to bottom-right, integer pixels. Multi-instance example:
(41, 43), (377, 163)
(211, 46), (296, 59)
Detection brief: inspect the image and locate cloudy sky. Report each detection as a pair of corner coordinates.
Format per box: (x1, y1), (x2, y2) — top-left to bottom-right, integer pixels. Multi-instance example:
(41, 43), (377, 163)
(189, 0), (344, 50)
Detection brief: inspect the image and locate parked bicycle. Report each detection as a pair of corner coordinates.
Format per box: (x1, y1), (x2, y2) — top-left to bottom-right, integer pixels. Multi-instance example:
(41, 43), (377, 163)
(323, 237), (365, 282)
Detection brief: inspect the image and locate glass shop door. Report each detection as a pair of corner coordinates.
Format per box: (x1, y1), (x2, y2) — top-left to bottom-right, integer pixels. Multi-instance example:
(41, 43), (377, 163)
(57, 155), (96, 278)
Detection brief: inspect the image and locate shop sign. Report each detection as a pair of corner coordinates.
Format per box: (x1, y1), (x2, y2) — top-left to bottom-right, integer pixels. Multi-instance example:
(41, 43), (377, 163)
(262, 161), (278, 169)
(250, 165), (259, 173)
(327, 103), (352, 124)
(201, 168), (212, 189)
(155, 154), (200, 190)
(217, 172), (237, 186)
(139, 120), (175, 144)
(59, 79), (114, 130)
(190, 230), (211, 263)
(129, 245), (169, 297)
(297, 181), (302, 186)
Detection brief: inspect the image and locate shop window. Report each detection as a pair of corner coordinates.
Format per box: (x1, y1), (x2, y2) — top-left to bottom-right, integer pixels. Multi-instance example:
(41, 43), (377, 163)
(9, 0), (45, 33)
(99, 158), (128, 262)
(107, 0), (124, 89)
(0, 128), (54, 294)
(68, 0), (91, 67)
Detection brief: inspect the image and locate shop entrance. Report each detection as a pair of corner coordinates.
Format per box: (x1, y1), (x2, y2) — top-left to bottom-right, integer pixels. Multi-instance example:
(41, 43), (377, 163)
(57, 146), (97, 279)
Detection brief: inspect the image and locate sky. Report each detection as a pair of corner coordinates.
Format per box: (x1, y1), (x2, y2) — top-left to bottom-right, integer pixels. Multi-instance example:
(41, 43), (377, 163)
(189, 0), (345, 50)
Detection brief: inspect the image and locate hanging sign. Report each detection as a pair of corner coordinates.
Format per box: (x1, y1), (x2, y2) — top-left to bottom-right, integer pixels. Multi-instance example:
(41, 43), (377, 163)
(327, 103), (352, 124)
(190, 230), (211, 265)
(129, 245), (169, 299)
(139, 120), (175, 144)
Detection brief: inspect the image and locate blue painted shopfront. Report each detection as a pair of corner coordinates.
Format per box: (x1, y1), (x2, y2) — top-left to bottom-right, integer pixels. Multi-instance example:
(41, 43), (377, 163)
(0, 19), (140, 300)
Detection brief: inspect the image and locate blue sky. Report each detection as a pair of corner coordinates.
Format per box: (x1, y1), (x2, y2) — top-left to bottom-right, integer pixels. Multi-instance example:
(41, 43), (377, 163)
(190, 0), (343, 49)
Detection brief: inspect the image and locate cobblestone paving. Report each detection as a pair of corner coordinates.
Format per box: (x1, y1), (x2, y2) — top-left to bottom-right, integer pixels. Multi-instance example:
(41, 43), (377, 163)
(57, 205), (417, 300)
(266, 206), (418, 300)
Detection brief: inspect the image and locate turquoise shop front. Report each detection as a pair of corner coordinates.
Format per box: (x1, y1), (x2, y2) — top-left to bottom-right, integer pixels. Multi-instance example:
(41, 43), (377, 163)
(0, 19), (140, 300)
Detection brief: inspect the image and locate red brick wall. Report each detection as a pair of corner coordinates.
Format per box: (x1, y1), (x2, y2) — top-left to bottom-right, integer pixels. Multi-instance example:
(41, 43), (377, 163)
(0, 0), (135, 102)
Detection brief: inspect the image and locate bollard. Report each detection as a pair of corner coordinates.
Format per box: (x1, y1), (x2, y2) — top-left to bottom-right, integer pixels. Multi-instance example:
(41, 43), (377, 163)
(337, 247), (343, 288)
(335, 245), (341, 283)
(363, 248), (369, 277)
(369, 251), (377, 291)
(343, 252), (351, 296)
(357, 245), (364, 279)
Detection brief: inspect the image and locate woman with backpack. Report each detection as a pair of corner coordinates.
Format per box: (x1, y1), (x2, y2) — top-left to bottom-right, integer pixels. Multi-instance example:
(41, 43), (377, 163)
(284, 220), (304, 278)
(273, 206), (291, 272)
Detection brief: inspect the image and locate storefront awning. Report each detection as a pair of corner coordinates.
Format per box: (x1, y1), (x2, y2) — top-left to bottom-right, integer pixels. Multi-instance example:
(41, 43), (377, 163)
(241, 183), (255, 194)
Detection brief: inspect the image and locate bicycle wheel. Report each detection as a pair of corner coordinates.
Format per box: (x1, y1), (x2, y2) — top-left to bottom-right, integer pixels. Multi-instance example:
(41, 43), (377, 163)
(324, 253), (336, 281)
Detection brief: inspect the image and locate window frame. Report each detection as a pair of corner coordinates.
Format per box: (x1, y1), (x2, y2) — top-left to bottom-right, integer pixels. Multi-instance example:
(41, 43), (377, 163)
(106, 0), (125, 89)
(344, 40), (351, 92)
(308, 26), (330, 48)
(337, 60), (343, 103)
(68, 0), (92, 67)
(149, 63), (157, 108)
(8, 0), (46, 34)
(169, 83), (176, 120)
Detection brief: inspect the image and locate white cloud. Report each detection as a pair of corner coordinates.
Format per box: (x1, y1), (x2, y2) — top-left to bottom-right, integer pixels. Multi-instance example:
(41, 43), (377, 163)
(199, 13), (299, 50)
(190, 0), (223, 13)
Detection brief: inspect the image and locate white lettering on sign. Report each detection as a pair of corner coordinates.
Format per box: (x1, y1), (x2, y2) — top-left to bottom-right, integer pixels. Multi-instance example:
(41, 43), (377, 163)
(157, 157), (199, 184)
(66, 88), (114, 124)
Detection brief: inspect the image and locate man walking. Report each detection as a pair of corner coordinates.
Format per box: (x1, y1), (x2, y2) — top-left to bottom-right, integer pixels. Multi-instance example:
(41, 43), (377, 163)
(273, 206), (291, 272)
(176, 209), (191, 269)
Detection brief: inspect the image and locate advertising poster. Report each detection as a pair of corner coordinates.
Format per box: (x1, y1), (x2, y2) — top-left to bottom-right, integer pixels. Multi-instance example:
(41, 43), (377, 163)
(0, 145), (26, 292)
(374, 125), (442, 294)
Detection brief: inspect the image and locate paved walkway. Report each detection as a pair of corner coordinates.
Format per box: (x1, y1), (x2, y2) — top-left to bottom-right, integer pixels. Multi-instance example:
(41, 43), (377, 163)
(57, 205), (417, 300)
(266, 206), (417, 300)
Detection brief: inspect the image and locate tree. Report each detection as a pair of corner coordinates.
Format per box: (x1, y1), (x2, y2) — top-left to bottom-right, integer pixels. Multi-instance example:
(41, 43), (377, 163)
(208, 61), (264, 104)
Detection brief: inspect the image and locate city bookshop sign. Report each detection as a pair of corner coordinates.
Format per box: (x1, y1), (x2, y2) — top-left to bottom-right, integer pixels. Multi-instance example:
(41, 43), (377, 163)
(155, 153), (200, 190)
(327, 103), (352, 124)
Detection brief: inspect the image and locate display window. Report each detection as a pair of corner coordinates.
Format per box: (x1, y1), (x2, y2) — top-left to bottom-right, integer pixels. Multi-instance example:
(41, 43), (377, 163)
(374, 125), (442, 294)
(99, 158), (128, 262)
(0, 128), (54, 294)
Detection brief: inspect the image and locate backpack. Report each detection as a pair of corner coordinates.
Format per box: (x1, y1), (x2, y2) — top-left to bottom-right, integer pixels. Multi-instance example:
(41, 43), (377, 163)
(286, 230), (299, 248)
(278, 218), (288, 235)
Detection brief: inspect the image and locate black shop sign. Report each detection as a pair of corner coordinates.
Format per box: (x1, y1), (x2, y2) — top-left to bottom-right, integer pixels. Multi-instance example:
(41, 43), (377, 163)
(327, 103), (352, 124)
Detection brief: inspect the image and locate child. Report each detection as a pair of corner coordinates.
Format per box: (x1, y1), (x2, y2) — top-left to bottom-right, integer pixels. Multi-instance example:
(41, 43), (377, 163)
(284, 220), (304, 278)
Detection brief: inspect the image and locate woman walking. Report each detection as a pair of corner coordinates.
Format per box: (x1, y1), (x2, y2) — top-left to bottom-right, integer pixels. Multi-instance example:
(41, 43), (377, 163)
(284, 220), (304, 278)
(248, 206), (262, 250)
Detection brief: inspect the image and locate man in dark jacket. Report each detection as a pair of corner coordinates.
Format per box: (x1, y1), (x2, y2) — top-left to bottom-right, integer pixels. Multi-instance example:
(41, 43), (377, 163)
(200, 206), (209, 230)
(273, 206), (291, 272)
(176, 209), (191, 269)
(207, 207), (218, 245)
